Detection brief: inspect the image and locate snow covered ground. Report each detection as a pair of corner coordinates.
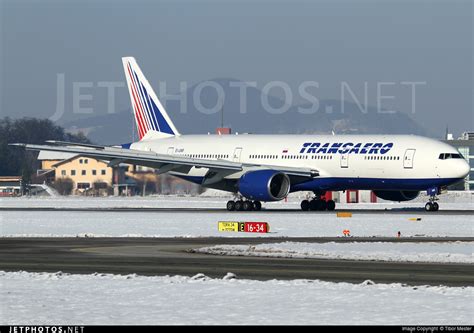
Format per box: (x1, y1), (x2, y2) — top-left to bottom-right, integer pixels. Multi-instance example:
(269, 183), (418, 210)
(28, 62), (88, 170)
(1, 271), (472, 325)
(195, 241), (474, 263)
(1, 192), (474, 209)
(1, 196), (473, 324)
(1, 208), (472, 238)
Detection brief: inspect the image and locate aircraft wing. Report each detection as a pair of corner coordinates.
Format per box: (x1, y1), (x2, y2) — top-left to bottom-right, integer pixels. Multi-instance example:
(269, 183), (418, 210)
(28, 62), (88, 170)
(10, 143), (319, 181)
(44, 140), (118, 149)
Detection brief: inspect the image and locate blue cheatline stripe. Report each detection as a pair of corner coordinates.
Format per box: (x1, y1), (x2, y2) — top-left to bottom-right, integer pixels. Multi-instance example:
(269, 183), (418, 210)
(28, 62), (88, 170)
(174, 175), (204, 185)
(290, 177), (463, 192)
(173, 175), (463, 193)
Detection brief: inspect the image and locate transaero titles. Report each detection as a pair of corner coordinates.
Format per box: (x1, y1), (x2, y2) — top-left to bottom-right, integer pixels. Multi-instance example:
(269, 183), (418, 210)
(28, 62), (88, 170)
(299, 142), (394, 155)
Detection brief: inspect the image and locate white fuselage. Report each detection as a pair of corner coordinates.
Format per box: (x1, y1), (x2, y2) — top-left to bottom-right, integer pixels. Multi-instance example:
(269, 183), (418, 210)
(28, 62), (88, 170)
(117, 57), (469, 196)
(129, 134), (469, 193)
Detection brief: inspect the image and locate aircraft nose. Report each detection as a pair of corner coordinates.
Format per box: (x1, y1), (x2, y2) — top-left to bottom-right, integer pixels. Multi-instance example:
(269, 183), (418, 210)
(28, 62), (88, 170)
(458, 159), (470, 179)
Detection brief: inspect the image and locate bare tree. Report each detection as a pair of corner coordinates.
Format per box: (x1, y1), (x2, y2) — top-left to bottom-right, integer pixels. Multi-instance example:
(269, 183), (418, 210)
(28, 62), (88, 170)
(52, 177), (74, 195)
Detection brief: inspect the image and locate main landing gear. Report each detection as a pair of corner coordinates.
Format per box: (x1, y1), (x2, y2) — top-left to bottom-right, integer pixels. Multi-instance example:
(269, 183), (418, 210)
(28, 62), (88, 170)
(300, 194), (336, 212)
(227, 199), (262, 211)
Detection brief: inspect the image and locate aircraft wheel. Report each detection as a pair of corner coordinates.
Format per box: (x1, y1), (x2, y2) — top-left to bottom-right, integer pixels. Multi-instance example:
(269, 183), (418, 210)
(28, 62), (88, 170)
(309, 200), (319, 211)
(253, 201), (262, 211)
(326, 200), (336, 211)
(243, 200), (253, 211)
(432, 202), (439, 211)
(301, 200), (310, 211)
(319, 200), (327, 211)
(425, 202), (433, 211)
(235, 200), (244, 211)
(226, 200), (235, 211)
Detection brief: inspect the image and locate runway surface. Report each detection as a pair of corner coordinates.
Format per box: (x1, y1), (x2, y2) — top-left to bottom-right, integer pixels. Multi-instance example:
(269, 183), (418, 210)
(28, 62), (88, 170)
(1, 207), (473, 215)
(1, 237), (473, 286)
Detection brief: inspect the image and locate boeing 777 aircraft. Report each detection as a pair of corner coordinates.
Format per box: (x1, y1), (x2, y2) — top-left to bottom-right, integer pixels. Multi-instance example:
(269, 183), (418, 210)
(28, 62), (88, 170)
(12, 57), (470, 212)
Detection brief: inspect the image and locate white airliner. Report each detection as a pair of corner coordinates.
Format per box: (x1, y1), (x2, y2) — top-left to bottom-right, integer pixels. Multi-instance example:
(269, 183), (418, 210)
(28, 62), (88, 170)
(13, 57), (470, 211)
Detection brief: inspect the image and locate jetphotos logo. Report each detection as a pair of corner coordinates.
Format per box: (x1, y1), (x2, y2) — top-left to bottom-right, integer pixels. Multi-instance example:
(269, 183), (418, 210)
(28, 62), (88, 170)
(8, 327), (84, 333)
(299, 142), (394, 155)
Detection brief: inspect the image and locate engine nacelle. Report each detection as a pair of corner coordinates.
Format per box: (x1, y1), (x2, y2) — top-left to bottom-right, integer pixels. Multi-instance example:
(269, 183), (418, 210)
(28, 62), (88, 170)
(238, 170), (290, 202)
(373, 190), (420, 202)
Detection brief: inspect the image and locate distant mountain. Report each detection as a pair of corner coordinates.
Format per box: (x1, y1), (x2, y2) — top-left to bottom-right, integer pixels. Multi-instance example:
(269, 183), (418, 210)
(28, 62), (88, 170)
(62, 78), (428, 144)
(62, 111), (136, 145)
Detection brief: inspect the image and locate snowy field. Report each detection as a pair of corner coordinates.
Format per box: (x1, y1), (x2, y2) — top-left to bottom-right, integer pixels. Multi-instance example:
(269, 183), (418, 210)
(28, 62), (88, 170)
(1, 271), (473, 325)
(1, 195), (473, 325)
(1, 207), (472, 238)
(1, 191), (474, 209)
(1, 194), (473, 238)
(195, 241), (474, 263)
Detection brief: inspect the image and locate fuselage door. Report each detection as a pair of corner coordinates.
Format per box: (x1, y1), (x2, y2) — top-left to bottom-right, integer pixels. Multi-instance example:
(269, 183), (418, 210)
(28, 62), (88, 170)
(233, 147), (243, 162)
(403, 149), (416, 169)
(340, 153), (349, 168)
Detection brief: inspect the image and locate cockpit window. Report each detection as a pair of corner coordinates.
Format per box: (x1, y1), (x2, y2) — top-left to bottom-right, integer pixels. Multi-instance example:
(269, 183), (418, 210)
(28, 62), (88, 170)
(439, 153), (464, 160)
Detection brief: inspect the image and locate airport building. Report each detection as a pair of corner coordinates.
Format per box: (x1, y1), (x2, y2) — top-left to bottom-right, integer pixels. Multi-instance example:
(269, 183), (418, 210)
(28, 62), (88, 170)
(0, 176), (22, 197)
(37, 151), (134, 195)
(36, 151), (200, 196)
(444, 131), (474, 190)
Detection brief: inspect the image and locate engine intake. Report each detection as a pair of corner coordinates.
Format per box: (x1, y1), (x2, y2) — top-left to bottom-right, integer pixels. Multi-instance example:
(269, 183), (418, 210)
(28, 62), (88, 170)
(238, 170), (290, 202)
(373, 190), (419, 202)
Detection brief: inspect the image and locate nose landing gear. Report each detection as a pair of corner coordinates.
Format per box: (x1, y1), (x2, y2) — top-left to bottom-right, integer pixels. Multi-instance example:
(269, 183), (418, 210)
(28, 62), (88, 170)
(425, 197), (440, 211)
(425, 187), (441, 211)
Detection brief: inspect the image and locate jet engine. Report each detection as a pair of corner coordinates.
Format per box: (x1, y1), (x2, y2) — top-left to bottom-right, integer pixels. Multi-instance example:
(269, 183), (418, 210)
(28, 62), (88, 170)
(238, 170), (290, 201)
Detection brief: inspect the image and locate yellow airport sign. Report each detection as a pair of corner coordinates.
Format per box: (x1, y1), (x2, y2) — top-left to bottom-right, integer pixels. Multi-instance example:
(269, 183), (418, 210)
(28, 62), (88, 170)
(218, 221), (270, 233)
(218, 221), (240, 232)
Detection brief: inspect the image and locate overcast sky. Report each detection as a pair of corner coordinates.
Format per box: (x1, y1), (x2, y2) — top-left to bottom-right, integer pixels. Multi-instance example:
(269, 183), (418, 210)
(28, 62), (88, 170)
(1, 0), (472, 137)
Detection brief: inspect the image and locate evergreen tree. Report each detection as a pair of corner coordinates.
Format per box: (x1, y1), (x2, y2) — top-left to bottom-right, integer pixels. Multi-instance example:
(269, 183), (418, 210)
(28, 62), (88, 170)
(0, 117), (91, 176)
